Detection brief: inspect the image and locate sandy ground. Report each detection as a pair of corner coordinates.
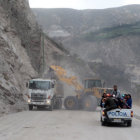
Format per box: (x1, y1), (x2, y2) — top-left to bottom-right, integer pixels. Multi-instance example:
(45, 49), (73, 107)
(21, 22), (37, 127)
(0, 107), (140, 140)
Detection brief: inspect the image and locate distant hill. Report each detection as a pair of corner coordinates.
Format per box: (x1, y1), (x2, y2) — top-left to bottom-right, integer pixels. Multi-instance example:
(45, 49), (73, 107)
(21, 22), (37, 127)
(33, 5), (140, 35)
(32, 5), (140, 91)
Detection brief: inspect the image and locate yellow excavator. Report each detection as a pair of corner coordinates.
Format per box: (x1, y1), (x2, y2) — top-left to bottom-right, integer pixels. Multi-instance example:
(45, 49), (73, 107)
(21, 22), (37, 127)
(50, 65), (113, 111)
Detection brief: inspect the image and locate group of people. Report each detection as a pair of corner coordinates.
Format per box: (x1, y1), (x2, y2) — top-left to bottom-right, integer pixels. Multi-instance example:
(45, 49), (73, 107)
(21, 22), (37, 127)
(100, 85), (132, 119)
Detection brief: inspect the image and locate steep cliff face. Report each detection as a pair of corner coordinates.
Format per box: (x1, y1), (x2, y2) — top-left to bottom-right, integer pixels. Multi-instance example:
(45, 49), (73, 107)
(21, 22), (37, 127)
(0, 0), (93, 115)
(0, 1), (37, 114)
(1, 0), (42, 72)
(0, 0), (68, 115)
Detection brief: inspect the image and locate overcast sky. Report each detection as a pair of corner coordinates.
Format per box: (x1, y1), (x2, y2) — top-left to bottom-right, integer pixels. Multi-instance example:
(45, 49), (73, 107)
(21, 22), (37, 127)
(29, 0), (140, 9)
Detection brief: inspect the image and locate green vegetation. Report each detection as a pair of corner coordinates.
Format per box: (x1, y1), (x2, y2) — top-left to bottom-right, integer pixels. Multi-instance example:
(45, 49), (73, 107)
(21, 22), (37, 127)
(84, 22), (140, 41)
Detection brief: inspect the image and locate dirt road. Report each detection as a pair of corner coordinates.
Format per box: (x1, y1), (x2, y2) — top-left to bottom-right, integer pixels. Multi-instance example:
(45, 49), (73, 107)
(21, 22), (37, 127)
(0, 108), (140, 140)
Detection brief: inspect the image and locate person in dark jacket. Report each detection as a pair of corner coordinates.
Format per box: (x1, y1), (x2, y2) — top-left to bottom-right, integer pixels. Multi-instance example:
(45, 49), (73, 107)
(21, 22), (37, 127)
(127, 94), (132, 108)
(104, 96), (118, 119)
(117, 97), (128, 109)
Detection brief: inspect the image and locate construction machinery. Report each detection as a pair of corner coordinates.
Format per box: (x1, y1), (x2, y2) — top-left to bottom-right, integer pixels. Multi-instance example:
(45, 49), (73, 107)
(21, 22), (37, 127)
(50, 65), (113, 111)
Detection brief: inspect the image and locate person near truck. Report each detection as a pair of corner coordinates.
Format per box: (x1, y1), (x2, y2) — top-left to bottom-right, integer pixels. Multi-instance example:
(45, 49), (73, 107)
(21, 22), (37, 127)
(126, 94), (132, 109)
(117, 94), (132, 109)
(100, 93), (107, 107)
(117, 97), (129, 109)
(111, 85), (121, 98)
(103, 94), (118, 119)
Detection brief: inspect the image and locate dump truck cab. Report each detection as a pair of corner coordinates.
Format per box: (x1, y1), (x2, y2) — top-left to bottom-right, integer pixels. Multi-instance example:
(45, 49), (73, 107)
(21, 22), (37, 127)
(26, 79), (62, 111)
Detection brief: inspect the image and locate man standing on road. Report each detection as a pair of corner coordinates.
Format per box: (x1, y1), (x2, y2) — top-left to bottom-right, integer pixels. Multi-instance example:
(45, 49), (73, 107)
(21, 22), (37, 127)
(111, 85), (121, 98)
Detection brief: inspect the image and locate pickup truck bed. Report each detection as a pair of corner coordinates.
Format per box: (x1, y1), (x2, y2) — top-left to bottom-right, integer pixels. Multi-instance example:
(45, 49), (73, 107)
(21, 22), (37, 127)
(100, 108), (133, 127)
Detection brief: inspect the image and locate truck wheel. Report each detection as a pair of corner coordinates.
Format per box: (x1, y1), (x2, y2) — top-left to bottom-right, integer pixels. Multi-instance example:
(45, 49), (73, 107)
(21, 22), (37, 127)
(101, 121), (106, 126)
(64, 96), (78, 110)
(29, 105), (33, 111)
(82, 95), (97, 111)
(127, 121), (132, 127)
(54, 98), (62, 109)
(57, 98), (62, 109)
(49, 102), (53, 111)
(101, 117), (106, 126)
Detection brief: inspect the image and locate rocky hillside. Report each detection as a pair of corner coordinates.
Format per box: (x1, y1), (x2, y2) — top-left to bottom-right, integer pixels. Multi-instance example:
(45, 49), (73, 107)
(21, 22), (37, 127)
(0, 0), (96, 115)
(0, 0), (69, 115)
(33, 6), (140, 92)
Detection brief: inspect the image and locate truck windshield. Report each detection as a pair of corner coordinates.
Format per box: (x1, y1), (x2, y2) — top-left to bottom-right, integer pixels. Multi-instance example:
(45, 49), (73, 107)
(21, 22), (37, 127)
(29, 81), (51, 90)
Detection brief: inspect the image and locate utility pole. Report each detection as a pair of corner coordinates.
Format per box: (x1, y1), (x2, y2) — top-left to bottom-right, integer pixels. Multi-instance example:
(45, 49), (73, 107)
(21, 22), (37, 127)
(41, 32), (45, 74)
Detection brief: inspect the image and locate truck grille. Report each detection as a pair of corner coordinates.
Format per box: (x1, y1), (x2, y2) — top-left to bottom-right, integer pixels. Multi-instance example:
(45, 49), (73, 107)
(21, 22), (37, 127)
(31, 93), (46, 101)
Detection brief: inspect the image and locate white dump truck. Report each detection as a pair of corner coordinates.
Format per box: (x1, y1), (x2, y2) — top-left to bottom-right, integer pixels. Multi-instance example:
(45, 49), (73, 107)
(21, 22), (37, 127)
(26, 79), (63, 111)
(100, 108), (133, 127)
